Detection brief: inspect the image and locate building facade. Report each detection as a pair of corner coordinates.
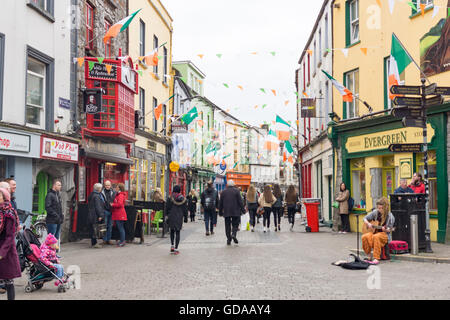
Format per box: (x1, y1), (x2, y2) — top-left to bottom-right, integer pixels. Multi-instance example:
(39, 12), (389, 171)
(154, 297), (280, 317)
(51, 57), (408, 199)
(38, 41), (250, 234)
(129, 0), (173, 201)
(329, 0), (450, 242)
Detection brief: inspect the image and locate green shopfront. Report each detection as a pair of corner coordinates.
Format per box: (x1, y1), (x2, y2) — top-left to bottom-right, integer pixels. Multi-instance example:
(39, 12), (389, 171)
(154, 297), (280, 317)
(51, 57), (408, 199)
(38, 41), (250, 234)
(329, 106), (449, 243)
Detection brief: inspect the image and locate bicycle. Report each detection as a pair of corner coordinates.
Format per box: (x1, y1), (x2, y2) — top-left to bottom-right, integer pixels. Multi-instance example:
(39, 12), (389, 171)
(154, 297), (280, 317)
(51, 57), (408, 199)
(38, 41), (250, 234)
(17, 210), (48, 244)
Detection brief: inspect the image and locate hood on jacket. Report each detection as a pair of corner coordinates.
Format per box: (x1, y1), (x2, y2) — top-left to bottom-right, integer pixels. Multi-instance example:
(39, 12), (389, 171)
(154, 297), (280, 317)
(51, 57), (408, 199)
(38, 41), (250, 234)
(172, 193), (186, 205)
(45, 233), (58, 245)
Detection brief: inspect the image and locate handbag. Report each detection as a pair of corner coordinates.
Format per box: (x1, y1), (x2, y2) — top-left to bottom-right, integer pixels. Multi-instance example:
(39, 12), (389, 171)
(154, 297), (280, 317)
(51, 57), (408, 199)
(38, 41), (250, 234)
(95, 223), (107, 239)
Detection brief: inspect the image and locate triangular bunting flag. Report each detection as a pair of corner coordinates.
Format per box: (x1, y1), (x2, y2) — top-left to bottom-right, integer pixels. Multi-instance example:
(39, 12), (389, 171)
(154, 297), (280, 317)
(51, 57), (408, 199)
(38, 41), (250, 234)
(105, 64), (113, 74)
(77, 57), (85, 68)
(97, 57), (105, 64)
(360, 48), (368, 55)
(88, 61), (96, 71)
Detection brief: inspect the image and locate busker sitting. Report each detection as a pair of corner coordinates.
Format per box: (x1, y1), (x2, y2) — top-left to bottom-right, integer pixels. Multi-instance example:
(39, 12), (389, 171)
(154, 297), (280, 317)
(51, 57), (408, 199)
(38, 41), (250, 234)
(362, 197), (395, 265)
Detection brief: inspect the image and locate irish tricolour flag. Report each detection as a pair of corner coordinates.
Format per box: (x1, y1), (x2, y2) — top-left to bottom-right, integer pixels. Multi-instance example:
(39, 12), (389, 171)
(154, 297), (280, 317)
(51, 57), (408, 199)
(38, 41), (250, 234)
(104, 9), (142, 44)
(389, 34), (413, 100)
(264, 130), (279, 151)
(275, 115), (291, 141)
(321, 70), (353, 102)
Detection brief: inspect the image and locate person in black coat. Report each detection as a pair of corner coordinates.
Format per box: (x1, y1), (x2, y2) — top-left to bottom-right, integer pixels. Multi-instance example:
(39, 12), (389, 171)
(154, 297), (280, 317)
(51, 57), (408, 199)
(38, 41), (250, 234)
(45, 180), (63, 240)
(201, 181), (219, 236)
(166, 185), (188, 255)
(219, 180), (245, 246)
(88, 183), (106, 248)
(187, 190), (198, 222)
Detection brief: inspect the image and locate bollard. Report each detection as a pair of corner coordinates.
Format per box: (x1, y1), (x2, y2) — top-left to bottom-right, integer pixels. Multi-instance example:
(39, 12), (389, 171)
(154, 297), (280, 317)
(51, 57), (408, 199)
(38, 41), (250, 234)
(410, 214), (419, 255)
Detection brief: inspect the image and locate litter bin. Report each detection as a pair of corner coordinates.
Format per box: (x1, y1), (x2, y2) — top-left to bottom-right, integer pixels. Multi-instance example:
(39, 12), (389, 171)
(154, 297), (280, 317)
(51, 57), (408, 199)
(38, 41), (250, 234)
(303, 201), (320, 232)
(389, 193), (426, 251)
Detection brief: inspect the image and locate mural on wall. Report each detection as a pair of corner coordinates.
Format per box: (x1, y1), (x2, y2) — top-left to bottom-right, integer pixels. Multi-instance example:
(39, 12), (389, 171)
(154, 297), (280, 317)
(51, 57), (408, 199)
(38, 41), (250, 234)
(420, 1), (450, 77)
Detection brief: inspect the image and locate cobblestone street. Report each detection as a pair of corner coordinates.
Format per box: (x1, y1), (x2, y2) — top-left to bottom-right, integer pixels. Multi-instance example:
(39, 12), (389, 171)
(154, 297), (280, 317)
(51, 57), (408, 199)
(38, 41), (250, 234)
(10, 216), (450, 300)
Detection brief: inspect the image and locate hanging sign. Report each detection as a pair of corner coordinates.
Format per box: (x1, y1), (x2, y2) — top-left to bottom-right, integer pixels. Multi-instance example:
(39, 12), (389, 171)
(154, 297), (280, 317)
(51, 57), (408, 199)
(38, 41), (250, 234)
(40, 137), (79, 163)
(301, 98), (317, 118)
(83, 89), (103, 114)
(169, 161), (180, 173)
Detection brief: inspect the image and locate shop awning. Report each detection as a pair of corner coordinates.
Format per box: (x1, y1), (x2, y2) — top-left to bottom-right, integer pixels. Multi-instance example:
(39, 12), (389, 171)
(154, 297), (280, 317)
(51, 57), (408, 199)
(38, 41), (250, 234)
(84, 150), (134, 165)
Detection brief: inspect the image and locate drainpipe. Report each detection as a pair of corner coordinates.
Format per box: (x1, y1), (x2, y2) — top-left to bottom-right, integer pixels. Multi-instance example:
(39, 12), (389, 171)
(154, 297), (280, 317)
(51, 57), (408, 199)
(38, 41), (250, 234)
(71, 0), (79, 134)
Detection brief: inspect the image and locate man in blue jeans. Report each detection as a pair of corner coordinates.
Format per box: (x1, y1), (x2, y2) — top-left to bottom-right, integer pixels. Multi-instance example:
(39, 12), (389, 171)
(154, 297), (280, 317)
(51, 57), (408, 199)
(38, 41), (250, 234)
(201, 181), (219, 236)
(101, 181), (116, 245)
(45, 180), (63, 240)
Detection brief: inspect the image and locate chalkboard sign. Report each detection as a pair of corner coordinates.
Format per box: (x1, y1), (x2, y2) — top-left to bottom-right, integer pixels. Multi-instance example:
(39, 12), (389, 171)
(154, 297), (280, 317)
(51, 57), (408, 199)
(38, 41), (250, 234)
(88, 63), (118, 81)
(83, 89), (103, 114)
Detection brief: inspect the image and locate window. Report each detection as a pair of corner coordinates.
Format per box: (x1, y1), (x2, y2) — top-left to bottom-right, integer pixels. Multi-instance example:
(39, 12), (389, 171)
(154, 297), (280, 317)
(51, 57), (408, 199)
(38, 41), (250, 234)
(139, 20), (146, 57)
(153, 36), (159, 75)
(163, 47), (168, 84)
(140, 160), (149, 201)
(104, 20), (112, 57)
(344, 69), (359, 119)
(412, 0), (434, 15)
(153, 97), (158, 132)
(86, 3), (94, 50)
(324, 15), (329, 52)
(26, 58), (46, 127)
(417, 152), (437, 212)
(303, 62), (306, 92)
(318, 30), (322, 63)
(139, 87), (145, 126)
(92, 81), (116, 129)
(350, 158), (366, 210)
(130, 158), (139, 200)
(307, 54), (311, 83)
(162, 104), (167, 135)
(347, 0), (359, 45)
(27, 0), (54, 20)
(313, 41), (317, 72)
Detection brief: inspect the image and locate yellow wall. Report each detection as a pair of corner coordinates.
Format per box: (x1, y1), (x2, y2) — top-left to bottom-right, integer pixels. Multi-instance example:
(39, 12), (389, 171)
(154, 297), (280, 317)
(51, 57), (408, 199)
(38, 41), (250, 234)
(333, 0), (449, 119)
(129, 0), (174, 154)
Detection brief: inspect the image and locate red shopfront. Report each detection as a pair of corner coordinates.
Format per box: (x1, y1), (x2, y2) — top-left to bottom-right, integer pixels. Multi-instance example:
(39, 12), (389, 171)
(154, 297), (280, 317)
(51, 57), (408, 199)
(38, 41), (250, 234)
(226, 173), (252, 192)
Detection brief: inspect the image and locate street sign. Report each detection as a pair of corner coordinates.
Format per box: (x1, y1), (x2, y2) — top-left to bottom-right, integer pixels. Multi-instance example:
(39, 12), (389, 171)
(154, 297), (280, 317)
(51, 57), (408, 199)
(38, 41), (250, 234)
(435, 87), (450, 96)
(425, 95), (444, 107)
(424, 83), (438, 96)
(391, 107), (423, 119)
(390, 85), (421, 95)
(388, 144), (423, 153)
(402, 117), (426, 128)
(393, 96), (422, 106)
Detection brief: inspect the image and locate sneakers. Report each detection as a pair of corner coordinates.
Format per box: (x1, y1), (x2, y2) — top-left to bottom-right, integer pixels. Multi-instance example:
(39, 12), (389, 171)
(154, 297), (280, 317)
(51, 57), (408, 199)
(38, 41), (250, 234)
(251, 227), (254, 232)
(117, 242), (125, 247)
(170, 246), (175, 254)
(174, 249), (180, 255)
(263, 227), (266, 233)
(206, 232), (210, 236)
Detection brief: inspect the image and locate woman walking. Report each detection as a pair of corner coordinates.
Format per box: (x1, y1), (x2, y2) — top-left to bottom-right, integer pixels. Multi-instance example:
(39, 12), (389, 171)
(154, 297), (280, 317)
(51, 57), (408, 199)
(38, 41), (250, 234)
(272, 184), (284, 232)
(0, 188), (21, 300)
(285, 185), (299, 231)
(187, 190), (198, 222)
(336, 182), (350, 234)
(258, 185), (276, 233)
(111, 183), (128, 247)
(166, 185), (188, 255)
(246, 185), (259, 232)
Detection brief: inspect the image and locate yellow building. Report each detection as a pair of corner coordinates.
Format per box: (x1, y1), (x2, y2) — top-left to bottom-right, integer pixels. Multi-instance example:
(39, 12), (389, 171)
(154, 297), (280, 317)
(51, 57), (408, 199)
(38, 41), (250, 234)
(328, 0), (450, 243)
(128, 0), (174, 200)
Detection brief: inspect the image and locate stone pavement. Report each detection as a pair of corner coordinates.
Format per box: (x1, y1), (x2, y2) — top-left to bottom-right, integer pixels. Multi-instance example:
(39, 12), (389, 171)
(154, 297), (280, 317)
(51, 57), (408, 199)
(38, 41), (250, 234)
(9, 217), (450, 300)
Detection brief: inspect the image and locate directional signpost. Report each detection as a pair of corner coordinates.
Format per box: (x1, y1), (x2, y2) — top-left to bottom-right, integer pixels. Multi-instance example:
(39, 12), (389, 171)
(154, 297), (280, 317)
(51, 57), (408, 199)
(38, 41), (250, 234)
(389, 81), (450, 254)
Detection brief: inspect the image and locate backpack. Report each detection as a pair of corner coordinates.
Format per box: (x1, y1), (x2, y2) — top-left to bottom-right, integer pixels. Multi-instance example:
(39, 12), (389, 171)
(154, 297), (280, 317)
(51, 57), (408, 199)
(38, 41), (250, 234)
(204, 191), (216, 211)
(348, 197), (355, 211)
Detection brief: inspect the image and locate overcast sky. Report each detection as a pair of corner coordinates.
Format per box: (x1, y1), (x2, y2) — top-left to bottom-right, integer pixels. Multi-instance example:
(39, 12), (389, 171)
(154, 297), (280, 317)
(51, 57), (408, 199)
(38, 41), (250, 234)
(163, 0), (324, 126)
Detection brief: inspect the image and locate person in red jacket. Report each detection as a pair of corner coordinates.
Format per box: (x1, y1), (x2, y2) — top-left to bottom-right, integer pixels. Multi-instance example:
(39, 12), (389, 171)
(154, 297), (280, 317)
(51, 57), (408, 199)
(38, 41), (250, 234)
(111, 183), (128, 247)
(409, 173), (426, 194)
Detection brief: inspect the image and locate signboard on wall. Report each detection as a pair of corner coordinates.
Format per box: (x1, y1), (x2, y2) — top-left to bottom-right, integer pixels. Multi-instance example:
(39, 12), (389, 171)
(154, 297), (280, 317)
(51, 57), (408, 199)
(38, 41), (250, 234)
(40, 137), (79, 163)
(301, 98), (317, 118)
(83, 89), (103, 114)
(78, 166), (86, 202)
(0, 130), (30, 153)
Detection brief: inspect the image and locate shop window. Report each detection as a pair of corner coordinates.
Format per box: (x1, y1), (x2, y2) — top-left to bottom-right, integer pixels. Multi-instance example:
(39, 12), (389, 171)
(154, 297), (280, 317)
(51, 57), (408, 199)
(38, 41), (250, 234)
(130, 158), (139, 201)
(417, 152), (437, 212)
(350, 158), (366, 209)
(140, 160), (148, 201)
(382, 157), (396, 198)
(150, 162), (157, 193)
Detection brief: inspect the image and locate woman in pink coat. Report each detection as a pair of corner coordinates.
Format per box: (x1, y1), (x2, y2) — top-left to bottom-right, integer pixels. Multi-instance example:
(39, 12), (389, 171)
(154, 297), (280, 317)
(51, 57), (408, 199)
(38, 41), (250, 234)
(0, 188), (21, 300)
(111, 183), (127, 247)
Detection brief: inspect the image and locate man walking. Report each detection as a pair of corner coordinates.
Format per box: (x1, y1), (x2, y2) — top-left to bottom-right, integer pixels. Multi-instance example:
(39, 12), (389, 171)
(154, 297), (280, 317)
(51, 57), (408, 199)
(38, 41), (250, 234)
(201, 181), (219, 236)
(219, 180), (245, 246)
(101, 181), (116, 245)
(45, 180), (63, 240)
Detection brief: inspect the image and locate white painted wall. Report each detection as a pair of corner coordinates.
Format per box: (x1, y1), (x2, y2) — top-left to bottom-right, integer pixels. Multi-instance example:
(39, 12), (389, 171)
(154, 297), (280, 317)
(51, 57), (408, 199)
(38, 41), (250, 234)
(0, 0), (71, 133)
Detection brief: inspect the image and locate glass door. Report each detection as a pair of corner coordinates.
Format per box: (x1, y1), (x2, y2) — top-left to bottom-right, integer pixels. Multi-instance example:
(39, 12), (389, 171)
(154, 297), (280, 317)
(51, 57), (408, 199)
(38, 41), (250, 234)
(382, 169), (395, 198)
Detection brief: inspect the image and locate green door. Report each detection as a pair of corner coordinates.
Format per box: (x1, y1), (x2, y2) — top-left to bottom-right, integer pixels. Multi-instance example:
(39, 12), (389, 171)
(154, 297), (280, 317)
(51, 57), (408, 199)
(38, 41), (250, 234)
(32, 172), (50, 215)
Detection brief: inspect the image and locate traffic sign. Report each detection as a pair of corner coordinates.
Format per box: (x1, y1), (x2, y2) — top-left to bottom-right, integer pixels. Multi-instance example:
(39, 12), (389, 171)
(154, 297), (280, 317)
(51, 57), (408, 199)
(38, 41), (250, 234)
(402, 117), (426, 128)
(435, 87), (450, 96)
(388, 144), (423, 153)
(390, 85), (421, 95)
(424, 83), (438, 96)
(425, 95), (444, 107)
(391, 107), (423, 119)
(393, 96), (422, 106)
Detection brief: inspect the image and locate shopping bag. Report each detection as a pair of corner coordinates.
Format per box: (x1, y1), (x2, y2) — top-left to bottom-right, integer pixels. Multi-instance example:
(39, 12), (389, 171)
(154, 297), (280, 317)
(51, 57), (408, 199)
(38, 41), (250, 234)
(240, 213), (250, 231)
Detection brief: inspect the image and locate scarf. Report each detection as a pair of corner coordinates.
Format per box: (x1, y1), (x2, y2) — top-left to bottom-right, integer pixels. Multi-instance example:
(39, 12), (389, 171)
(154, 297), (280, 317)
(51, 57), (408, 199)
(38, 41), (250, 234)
(0, 201), (19, 234)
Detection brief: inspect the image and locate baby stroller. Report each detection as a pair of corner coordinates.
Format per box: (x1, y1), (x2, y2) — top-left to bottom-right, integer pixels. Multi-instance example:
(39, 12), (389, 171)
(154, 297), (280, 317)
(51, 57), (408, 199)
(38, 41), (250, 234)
(16, 228), (71, 293)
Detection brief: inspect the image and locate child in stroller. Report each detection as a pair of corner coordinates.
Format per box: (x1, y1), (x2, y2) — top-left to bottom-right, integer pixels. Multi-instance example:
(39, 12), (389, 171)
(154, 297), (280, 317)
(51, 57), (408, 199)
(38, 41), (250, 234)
(16, 229), (71, 293)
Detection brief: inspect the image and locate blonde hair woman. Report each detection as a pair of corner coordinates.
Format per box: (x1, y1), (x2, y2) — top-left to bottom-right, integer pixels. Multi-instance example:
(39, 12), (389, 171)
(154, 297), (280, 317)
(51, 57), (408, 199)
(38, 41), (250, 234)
(246, 185), (258, 232)
(258, 185), (276, 233)
(362, 197), (395, 265)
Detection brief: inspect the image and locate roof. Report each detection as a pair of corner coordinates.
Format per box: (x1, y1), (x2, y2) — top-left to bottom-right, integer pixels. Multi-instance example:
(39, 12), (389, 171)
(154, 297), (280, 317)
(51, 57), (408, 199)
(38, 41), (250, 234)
(172, 60), (206, 78)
